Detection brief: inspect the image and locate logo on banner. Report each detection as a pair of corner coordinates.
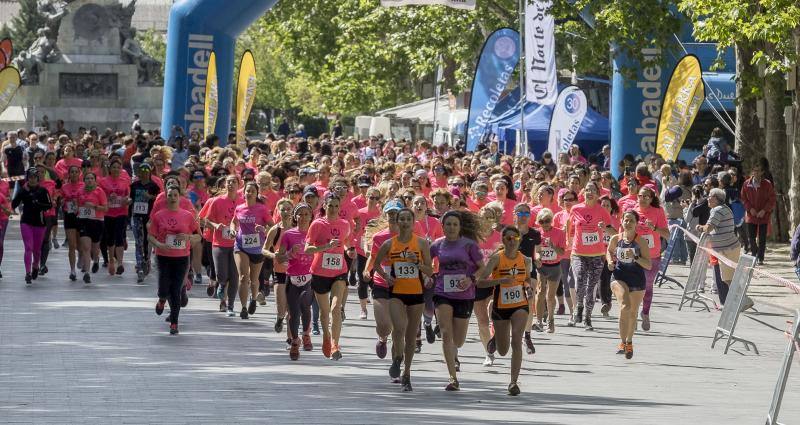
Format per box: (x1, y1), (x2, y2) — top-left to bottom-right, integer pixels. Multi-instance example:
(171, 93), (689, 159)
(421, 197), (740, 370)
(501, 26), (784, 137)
(525, 0), (556, 105)
(656, 54), (705, 161)
(547, 86), (587, 155)
(565, 92), (581, 115)
(494, 36), (517, 59)
(185, 33), (214, 134)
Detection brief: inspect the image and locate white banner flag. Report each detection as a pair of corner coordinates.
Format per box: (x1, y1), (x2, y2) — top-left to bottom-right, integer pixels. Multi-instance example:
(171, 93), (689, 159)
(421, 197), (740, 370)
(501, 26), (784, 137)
(380, 0), (476, 10)
(525, 0), (557, 105)
(547, 86), (587, 155)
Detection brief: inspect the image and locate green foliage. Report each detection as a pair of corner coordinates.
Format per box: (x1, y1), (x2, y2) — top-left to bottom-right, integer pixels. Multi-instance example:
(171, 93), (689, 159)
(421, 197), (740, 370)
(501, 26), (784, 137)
(138, 28), (166, 84)
(4, 0), (47, 56)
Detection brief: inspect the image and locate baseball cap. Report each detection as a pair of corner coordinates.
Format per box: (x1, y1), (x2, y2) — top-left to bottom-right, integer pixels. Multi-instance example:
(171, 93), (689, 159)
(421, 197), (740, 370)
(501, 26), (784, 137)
(414, 169), (427, 179)
(383, 199), (404, 213)
(303, 185), (319, 197)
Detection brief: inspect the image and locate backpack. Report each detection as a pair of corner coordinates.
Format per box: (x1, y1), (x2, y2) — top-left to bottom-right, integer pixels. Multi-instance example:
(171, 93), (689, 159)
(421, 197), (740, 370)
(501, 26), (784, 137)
(730, 200), (745, 227)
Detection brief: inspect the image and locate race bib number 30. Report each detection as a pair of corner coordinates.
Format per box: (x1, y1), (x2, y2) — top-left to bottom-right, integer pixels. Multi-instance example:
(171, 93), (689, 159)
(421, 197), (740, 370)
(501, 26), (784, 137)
(290, 274), (311, 286)
(500, 285), (524, 305)
(165, 234), (187, 250)
(133, 202), (148, 215)
(321, 253), (344, 271)
(393, 262), (418, 279)
(443, 274), (466, 293)
(581, 231), (600, 246)
(242, 233), (261, 249)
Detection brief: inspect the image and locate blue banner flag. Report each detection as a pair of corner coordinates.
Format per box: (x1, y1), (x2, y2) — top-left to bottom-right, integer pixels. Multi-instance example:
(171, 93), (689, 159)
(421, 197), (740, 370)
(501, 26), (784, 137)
(465, 28), (521, 152)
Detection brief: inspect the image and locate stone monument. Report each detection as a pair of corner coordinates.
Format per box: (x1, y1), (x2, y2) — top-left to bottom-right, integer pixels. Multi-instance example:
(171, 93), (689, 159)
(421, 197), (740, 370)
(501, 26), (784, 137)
(1, 0), (163, 132)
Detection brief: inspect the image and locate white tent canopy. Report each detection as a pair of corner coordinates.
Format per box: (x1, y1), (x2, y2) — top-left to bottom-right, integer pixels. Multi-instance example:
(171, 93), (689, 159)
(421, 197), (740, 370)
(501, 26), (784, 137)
(376, 95), (467, 131)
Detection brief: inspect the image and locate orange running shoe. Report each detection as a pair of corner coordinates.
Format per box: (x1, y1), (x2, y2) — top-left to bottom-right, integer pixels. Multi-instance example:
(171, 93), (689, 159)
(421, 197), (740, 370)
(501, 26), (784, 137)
(331, 343), (342, 360)
(302, 334), (313, 351)
(322, 337), (332, 358)
(625, 342), (633, 359)
(616, 342), (625, 355)
(289, 339), (300, 361)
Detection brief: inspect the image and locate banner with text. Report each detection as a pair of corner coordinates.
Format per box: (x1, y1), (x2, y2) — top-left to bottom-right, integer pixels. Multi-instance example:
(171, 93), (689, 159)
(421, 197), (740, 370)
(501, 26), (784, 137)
(656, 55), (704, 161)
(235, 50), (256, 144)
(525, 0), (556, 105)
(547, 85), (587, 154)
(203, 51), (218, 138)
(0, 66), (20, 114)
(465, 28), (520, 152)
(380, 0), (476, 10)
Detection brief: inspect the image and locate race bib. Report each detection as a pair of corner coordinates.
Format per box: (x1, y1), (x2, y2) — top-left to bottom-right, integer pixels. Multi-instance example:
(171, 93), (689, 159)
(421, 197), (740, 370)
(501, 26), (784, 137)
(642, 234), (655, 249)
(65, 201), (77, 214)
(165, 234), (187, 250)
(393, 262), (418, 279)
(321, 253), (344, 271)
(133, 201), (148, 215)
(618, 248), (636, 263)
(78, 206), (95, 219)
(221, 227), (235, 240)
(500, 285), (524, 305)
(290, 274), (312, 286)
(603, 233), (612, 244)
(108, 197), (123, 209)
(242, 233), (261, 249)
(540, 247), (557, 262)
(581, 231), (600, 246)
(443, 274), (466, 293)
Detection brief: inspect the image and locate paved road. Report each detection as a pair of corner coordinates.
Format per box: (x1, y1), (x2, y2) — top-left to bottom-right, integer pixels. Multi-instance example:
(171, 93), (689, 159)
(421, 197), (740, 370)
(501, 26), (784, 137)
(0, 219), (798, 424)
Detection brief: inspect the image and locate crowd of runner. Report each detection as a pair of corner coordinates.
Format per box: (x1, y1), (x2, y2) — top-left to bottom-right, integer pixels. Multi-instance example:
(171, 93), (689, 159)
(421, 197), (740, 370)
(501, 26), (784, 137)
(0, 124), (785, 394)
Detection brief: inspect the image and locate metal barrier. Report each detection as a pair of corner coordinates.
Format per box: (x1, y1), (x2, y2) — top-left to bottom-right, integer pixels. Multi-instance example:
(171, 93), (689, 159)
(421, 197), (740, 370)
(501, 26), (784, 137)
(656, 226), (684, 289)
(765, 310), (800, 425)
(678, 233), (716, 311)
(712, 254), (759, 354)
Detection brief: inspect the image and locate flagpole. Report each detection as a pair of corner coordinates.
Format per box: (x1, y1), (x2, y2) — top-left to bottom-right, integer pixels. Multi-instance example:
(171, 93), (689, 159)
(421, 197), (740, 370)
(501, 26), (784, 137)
(432, 56), (443, 145)
(518, 0), (527, 157)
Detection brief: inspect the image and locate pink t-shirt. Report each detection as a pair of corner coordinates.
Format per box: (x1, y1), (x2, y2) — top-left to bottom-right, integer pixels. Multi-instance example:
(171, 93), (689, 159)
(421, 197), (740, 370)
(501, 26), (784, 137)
(553, 209), (572, 257)
(413, 215), (444, 242)
(152, 192), (196, 216)
(280, 227), (313, 277)
(150, 208), (198, 257)
(618, 194), (638, 212)
(635, 204), (668, 258)
(260, 190), (280, 219)
(307, 217), (351, 277)
(498, 198), (518, 226)
(234, 202), (271, 254)
(61, 181), (84, 215)
(370, 228), (395, 288)
(55, 157), (83, 180)
(355, 206), (380, 256)
(99, 175), (131, 217)
(539, 226), (567, 265)
(78, 187), (108, 221)
(568, 203), (612, 256)
(479, 229), (502, 259)
(351, 194), (367, 210)
(200, 195), (240, 247)
(40, 179), (57, 217)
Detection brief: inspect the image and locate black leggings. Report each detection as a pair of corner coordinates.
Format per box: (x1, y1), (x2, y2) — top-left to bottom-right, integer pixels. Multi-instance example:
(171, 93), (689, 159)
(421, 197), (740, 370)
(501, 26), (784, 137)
(355, 254), (370, 300)
(212, 246), (238, 310)
(202, 239), (216, 280)
(157, 255), (190, 324)
(599, 260), (612, 305)
(286, 281), (313, 339)
(746, 223), (767, 261)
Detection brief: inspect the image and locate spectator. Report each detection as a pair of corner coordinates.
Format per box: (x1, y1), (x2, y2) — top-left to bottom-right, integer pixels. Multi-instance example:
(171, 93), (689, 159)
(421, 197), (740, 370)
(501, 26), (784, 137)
(740, 162), (776, 265)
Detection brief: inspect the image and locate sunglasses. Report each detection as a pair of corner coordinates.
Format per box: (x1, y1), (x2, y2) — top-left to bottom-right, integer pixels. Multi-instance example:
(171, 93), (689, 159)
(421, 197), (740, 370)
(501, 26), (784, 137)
(369, 196), (381, 200)
(515, 211), (531, 217)
(450, 182), (464, 187)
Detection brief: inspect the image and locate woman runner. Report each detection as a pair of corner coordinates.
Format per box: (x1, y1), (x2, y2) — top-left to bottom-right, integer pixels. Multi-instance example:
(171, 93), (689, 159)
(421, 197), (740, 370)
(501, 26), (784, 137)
(476, 202), (503, 367)
(12, 168), (53, 284)
(149, 185), (200, 335)
(232, 182), (270, 319)
(478, 226), (534, 396)
(372, 207), (433, 391)
(77, 172), (107, 284)
(607, 210), (652, 358)
(99, 158), (131, 275)
(61, 166), (83, 281)
(264, 199), (293, 332)
(634, 185), (669, 331)
(534, 208), (566, 333)
(275, 203), (315, 360)
(305, 193), (352, 360)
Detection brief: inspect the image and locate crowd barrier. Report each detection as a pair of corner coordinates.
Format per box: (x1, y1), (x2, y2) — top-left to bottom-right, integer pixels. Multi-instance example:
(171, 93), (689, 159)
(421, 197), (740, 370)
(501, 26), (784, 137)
(655, 226), (684, 289)
(711, 254), (759, 354)
(677, 233), (717, 312)
(765, 310), (800, 425)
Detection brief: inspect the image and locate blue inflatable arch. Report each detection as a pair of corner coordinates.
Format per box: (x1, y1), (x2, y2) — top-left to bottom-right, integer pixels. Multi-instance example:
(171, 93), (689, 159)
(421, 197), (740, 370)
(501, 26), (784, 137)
(161, 0), (278, 140)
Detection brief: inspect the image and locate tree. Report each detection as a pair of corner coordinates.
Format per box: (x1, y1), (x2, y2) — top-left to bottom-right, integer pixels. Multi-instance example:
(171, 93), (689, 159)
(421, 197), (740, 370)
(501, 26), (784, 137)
(3, 0), (47, 58)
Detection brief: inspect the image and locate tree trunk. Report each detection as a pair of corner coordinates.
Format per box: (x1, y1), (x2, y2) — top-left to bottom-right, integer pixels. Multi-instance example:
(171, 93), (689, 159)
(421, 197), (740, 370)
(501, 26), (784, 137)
(790, 28), (800, 231)
(734, 42), (763, 171)
(763, 70), (790, 241)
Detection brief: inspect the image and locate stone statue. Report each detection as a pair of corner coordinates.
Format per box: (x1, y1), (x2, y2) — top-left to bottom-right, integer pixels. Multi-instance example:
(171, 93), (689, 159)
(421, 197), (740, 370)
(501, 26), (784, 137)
(29, 28), (59, 63)
(12, 51), (42, 84)
(110, 0), (137, 32)
(120, 28), (161, 85)
(37, 0), (73, 32)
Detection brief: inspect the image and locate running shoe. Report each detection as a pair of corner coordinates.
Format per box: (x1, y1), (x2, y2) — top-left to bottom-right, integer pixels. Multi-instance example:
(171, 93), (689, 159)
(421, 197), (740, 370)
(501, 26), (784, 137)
(52, 239), (59, 249)
(136, 271), (144, 283)
(584, 316), (594, 331)
(389, 356), (402, 378)
(376, 339), (388, 359)
(415, 339), (422, 353)
(289, 339), (300, 361)
(240, 308), (249, 319)
(216, 284), (225, 300)
(39, 265), (48, 275)
(424, 322), (435, 344)
(180, 287), (189, 308)
(454, 355), (460, 372)
(601, 303), (611, 317)
(445, 379), (460, 391)
(107, 260), (115, 276)
(567, 317), (576, 327)
(69, 272), (77, 282)
(0, 270), (3, 278)
(401, 375), (412, 392)
(557, 304), (565, 315)
(25, 273), (32, 284)
(31, 268), (39, 280)
(312, 323), (321, 335)
(625, 342), (634, 359)
(274, 317), (284, 333)
(169, 323), (179, 335)
(482, 354), (494, 367)
(508, 382), (520, 396)
(341, 307), (346, 321)
(248, 299), (257, 315)
(155, 299), (165, 316)
(322, 338), (332, 358)
(548, 318), (555, 333)
(91, 262), (99, 273)
(285, 338), (292, 350)
(641, 313), (650, 331)
(524, 332), (536, 355)
(193, 273), (202, 287)
(616, 342), (626, 355)
(331, 344), (342, 361)
(359, 309), (368, 320)
(302, 334), (313, 351)
(532, 321), (544, 332)
(575, 306), (584, 324)
(487, 335), (497, 354)
(116, 265), (124, 275)
(227, 309), (236, 317)
(218, 300), (226, 312)
(256, 291), (266, 306)
(83, 273), (91, 284)
(206, 284), (215, 297)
